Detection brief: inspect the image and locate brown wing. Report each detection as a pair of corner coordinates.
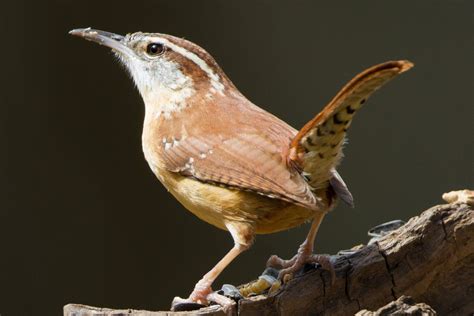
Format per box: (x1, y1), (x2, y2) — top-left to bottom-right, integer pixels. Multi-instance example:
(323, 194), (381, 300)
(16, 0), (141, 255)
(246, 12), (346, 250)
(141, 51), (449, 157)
(288, 60), (414, 190)
(155, 99), (319, 209)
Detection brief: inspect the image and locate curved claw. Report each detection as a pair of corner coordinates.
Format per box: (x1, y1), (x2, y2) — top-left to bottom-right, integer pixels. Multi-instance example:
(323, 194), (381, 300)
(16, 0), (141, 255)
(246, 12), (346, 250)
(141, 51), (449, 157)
(207, 292), (236, 315)
(171, 278), (213, 311)
(188, 279), (213, 305)
(309, 254), (336, 285)
(171, 292), (236, 314)
(268, 253), (336, 285)
(267, 254), (298, 269)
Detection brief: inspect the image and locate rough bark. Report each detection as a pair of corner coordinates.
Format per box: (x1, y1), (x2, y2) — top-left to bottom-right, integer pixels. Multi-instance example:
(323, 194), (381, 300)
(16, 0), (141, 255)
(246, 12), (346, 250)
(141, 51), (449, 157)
(356, 295), (436, 315)
(64, 201), (474, 316)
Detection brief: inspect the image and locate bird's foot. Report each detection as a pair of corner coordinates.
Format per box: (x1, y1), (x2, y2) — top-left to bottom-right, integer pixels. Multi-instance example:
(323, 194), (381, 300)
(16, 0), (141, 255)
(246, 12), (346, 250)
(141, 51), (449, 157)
(171, 296), (206, 312)
(171, 280), (236, 313)
(171, 295), (235, 313)
(267, 251), (335, 285)
(171, 278), (212, 311)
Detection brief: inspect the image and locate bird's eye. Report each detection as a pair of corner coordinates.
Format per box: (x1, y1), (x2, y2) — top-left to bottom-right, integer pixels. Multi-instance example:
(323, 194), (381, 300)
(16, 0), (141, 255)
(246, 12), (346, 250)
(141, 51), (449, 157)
(146, 43), (165, 57)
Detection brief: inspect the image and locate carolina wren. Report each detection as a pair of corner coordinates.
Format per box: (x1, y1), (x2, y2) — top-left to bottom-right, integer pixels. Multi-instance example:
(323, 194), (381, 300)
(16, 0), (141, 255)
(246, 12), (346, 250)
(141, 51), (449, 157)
(70, 28), (413, 309)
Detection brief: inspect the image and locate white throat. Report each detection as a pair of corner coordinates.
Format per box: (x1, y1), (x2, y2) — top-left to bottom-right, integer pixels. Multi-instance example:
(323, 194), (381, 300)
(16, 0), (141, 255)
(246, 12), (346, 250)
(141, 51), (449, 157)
(120, 54), (196, 120)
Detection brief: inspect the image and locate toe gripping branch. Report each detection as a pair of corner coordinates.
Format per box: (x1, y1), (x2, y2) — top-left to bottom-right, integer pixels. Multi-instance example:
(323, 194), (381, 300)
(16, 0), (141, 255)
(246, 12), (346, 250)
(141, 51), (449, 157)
(173, 219), (406, 313)
(231, 219), (406, 301)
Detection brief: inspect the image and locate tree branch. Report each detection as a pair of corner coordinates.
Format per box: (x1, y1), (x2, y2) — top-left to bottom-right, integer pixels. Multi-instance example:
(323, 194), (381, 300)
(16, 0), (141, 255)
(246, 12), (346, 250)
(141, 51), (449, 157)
(64, 197), (474, 315)
(356, 295), (436, 315)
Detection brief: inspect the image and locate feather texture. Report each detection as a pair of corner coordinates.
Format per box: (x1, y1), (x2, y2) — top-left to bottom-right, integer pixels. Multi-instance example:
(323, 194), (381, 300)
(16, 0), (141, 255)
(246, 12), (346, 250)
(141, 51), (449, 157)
(289, 60), (414, 190)
(143, 93), (321, 210)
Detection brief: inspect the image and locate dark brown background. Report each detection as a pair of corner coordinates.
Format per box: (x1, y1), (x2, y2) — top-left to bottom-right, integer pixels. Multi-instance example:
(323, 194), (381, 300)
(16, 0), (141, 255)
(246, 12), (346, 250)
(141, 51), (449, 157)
(1, 1), (473, 315)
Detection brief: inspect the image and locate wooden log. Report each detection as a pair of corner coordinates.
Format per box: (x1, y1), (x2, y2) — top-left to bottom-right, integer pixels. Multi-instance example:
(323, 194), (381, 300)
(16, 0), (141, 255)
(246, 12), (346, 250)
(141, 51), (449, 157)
(63, 303), (226, 316)
(64, 196), (474, 315)
(356, 295), (436, 315)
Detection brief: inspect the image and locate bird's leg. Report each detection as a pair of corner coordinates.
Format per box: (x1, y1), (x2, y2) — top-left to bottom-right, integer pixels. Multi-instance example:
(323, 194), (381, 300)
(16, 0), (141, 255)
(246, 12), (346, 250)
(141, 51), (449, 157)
(190, 243), (248, 304)
(172, 223), (253, 311)
(267, 212), (335, 283)
(172, 243), (248, 311)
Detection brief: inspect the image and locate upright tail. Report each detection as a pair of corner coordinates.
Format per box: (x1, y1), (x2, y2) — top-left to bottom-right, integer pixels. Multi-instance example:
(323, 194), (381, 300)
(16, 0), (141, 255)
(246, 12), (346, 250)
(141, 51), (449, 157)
(288, 60), (414, 193)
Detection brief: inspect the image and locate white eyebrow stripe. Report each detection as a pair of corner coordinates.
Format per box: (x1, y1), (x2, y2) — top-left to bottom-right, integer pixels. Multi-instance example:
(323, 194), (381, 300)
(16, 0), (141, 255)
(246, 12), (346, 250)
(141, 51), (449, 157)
(151, 37), (225, 95)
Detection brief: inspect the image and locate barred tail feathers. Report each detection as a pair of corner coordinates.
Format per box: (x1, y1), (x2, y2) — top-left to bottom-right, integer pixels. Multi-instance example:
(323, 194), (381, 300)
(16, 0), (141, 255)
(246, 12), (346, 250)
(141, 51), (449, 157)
(289, 60), (414, 190)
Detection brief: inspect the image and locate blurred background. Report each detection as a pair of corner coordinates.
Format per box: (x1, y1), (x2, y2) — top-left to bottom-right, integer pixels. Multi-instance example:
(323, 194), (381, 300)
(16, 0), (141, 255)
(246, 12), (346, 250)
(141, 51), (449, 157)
(1, 1), (473, 315)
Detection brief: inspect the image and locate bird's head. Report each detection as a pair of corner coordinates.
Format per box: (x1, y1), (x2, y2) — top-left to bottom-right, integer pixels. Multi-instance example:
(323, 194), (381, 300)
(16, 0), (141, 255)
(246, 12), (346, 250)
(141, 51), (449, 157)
(70, 28), (233, 116)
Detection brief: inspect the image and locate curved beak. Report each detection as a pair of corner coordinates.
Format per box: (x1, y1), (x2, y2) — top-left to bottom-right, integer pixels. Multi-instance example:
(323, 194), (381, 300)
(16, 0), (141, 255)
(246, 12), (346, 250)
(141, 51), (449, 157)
(69, 28), (134, 57)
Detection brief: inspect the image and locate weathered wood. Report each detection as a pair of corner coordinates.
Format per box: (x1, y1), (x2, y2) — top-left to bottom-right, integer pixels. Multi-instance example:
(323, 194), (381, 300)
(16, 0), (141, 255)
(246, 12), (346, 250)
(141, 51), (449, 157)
(63, 303), (226, 316)
(356, 295), (436, 315)
(64, 199), (474, 316)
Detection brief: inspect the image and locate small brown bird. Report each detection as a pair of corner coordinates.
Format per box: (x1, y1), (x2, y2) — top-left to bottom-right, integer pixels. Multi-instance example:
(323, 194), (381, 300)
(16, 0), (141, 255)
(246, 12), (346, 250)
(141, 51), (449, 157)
(70, 28), (413, 308)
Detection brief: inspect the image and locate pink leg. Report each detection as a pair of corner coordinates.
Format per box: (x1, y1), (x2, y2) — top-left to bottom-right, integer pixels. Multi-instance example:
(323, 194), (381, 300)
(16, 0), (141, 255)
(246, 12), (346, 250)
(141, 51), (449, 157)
(267, 212), (335, 283)
(188, 243), (248, 304)
(172, 222), (253, 311)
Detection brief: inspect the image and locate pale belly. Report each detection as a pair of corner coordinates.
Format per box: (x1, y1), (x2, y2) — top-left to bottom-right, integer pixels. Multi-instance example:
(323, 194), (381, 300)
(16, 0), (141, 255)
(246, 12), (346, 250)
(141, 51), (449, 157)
(154, 168), (318, 235)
